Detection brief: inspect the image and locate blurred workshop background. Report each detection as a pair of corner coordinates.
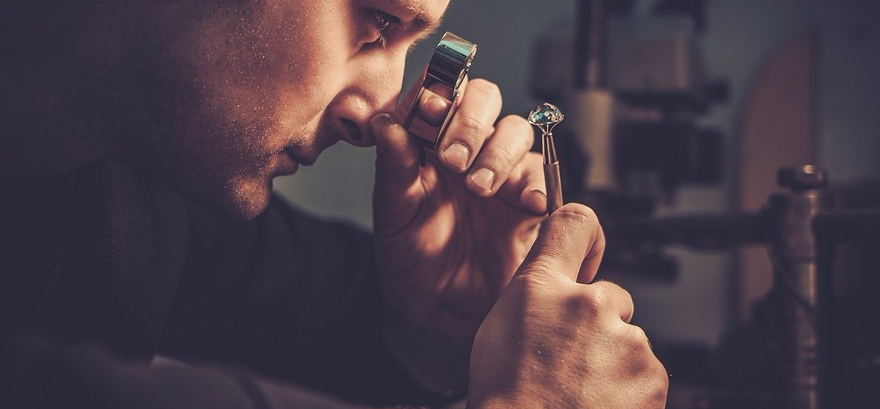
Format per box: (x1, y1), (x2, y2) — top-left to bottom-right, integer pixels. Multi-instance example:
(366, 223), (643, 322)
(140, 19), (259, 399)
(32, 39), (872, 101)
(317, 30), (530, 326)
(275, 0), (880, 407)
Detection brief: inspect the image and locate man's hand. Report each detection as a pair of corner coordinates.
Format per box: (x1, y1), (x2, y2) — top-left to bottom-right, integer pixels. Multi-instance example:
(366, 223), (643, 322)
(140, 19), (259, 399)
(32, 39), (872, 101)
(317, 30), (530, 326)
(370, 78), (545, 392)
(467, 204), (669, 409)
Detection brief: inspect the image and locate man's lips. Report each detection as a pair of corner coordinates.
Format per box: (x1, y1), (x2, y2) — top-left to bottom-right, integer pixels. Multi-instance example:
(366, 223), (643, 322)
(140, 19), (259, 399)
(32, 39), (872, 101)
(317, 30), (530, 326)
(278, 123), (343, 170)
(283, 130), (342, 167)
(271, 149), (300, 176)
(283, 147), (316, 166)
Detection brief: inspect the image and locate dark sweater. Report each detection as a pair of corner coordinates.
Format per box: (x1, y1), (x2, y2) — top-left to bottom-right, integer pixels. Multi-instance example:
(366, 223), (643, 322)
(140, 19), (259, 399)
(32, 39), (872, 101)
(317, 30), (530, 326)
(0, 161), (434, 408)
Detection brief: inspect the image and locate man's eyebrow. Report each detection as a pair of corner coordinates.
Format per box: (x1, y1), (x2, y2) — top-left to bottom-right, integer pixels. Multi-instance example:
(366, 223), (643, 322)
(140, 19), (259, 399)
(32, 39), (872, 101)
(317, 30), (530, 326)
(411, 13), (444, 38)
(382, 0), (444, 35)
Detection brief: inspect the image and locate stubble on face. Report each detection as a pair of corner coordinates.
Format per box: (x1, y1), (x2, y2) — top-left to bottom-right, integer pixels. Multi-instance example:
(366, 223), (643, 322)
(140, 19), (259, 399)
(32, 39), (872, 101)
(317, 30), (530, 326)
(119, 0), (340, 219)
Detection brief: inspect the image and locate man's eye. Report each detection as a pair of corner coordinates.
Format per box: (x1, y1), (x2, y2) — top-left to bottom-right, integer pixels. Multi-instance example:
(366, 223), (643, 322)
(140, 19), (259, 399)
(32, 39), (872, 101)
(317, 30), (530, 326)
(367, 9), (400, 48)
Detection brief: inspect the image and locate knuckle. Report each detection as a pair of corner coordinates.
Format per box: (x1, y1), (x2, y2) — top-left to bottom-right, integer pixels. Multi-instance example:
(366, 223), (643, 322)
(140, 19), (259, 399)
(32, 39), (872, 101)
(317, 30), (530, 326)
(652, 359), (670, 385)
(588, 284), (610, 306)
(471, 78), (502, 100)
(454, 112), (489, 138)
(502, 115), (536, 149)
(509, 268), (556, 298)
(565, 287), (607, 315)
(621, 325), (668, 406)
(549, 204), (605, 254)
(490, 141), (517, 165)
(621, 326), (655, 359)
(646, 359), (670, 405)
(552, 205), (599, 228)
(628, 325), (649, 346)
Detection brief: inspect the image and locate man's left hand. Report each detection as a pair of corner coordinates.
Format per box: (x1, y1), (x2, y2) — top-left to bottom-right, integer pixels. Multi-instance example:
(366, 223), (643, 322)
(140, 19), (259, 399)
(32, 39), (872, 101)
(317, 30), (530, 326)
(370, 77), (546, 392)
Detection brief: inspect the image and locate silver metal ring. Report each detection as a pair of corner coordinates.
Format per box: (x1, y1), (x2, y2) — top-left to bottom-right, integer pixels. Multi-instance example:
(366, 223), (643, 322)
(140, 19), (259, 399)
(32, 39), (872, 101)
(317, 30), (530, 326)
(404, 32), (477, 151)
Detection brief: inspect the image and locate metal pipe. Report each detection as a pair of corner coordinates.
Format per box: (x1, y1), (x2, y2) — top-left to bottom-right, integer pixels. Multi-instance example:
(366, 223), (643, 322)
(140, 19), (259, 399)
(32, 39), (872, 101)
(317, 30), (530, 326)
(766, 165), (834, 409)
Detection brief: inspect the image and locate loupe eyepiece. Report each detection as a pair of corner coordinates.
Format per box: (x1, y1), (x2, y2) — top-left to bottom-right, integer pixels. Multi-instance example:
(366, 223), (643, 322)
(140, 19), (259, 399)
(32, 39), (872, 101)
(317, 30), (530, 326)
(404, 32), (477, 153)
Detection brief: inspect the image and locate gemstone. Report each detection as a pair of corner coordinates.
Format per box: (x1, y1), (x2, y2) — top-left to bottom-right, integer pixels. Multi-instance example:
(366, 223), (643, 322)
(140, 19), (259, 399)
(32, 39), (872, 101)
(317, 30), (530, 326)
(528, 102), (564, 126)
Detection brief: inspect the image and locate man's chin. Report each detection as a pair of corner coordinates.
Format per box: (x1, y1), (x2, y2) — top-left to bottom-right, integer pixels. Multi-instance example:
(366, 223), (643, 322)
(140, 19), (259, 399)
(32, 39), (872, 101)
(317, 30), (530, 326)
(221, 182), (273, 220)
(181, 177), (273, 220)
(221, 194), (271, 220)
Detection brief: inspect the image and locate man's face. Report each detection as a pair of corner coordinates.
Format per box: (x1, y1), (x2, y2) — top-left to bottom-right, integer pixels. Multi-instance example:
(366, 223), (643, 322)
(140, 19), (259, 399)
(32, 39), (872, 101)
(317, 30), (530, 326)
(113, 0), (447, 218)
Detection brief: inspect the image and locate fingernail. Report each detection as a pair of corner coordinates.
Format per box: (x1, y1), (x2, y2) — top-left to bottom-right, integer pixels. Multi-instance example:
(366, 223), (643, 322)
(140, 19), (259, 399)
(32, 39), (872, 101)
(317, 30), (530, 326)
(470, 168), (495, 192)
(426, 95), (451, 112)
(442, 143), (470, 171)
(422, 96), (451, 125)
(528, 189), (548, 214)
(370, 113), (393, 134)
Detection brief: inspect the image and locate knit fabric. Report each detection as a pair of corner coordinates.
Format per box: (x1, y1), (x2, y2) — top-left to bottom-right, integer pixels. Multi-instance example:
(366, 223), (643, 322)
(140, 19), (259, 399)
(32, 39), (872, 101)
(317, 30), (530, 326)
(0, 161), (441, 408)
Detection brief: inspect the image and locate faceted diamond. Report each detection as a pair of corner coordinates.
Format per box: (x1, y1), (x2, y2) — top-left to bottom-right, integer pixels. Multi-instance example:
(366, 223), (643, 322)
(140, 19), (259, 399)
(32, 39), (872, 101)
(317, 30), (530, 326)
(528, 102), (564, 128)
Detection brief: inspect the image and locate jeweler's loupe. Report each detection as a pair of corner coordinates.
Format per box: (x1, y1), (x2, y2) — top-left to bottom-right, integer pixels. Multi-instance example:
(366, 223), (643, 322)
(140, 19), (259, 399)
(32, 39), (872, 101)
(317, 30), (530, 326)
(403, 32), (477, 154)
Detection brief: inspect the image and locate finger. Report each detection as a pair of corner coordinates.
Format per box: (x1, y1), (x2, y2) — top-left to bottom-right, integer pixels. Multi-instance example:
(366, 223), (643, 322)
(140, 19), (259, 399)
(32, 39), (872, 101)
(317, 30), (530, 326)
(437, 78), (502, 173)
(589, 280), (635, 323)
(577, 217), (605, 284)
(465, 115), (534, 197)
(394, 72), (451, 127)
(370, 113), (423, 235)
(394, 68), (427, 121)
(515, 203), (606, 283)
(496, 152), (547, 216)
(418, 82), (453, 126)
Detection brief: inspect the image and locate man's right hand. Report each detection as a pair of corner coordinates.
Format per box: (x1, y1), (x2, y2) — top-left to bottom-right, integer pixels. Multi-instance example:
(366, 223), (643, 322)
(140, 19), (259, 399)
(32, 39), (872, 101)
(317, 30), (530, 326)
(467, 203), (669, 409)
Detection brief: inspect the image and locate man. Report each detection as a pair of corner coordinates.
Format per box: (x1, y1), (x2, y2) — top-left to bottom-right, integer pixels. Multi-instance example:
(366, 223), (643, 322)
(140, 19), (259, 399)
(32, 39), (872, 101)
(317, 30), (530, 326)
(0, 0), (668, 408)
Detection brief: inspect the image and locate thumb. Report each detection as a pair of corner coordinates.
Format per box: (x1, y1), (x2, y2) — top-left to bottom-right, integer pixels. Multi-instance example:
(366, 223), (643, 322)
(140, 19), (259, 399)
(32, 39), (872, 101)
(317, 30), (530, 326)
(515, 203), (606, 283)
(370, 113), (424, 236)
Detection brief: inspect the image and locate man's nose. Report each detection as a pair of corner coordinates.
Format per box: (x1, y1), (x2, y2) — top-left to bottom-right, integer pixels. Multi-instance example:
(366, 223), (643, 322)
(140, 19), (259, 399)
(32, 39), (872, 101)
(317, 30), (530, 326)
(330, 51), (406, 147)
